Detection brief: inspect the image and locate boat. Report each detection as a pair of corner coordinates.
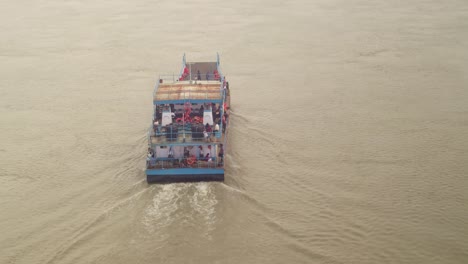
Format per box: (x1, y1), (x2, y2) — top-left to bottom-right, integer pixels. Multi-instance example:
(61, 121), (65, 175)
(146, 54), (231, 183)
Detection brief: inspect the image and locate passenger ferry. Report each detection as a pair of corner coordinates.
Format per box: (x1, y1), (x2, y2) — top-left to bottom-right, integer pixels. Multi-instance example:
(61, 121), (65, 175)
(146, 54), (231, 183)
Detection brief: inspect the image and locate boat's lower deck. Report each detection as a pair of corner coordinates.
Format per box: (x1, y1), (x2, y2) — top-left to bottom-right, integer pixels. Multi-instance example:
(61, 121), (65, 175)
(147, 157), (223, 169)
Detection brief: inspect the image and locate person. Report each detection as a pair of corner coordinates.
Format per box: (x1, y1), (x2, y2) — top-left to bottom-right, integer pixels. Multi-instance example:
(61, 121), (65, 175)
(206, 124), (212, 141)
(214, 123), (219, 133)
(222, 115), (227, 133)
(146, 155), (151, 168)
(218, 144), (224, 163)
(197, 70), (201, 80)
(203, 129), (209, 142)
(148, 148), (154, 158)
(168, 147), (174, 158)
(206, 71), (210, 80)
(154, 120), (160, 134)
(147, 148), (155, 168)
(199, 105), (204, 116)
(215, 105), (220, 119)
(199, 145), (204, 158)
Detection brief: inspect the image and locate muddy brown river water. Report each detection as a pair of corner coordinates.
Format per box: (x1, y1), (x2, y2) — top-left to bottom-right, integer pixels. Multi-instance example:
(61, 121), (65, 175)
(1, 0), (468, 263)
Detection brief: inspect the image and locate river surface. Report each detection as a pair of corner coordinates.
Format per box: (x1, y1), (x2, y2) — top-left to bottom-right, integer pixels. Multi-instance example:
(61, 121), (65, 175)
(1, 0), (468, 263)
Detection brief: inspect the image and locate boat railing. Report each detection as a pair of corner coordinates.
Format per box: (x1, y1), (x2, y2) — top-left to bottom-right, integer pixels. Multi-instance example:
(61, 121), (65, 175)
(147, 126), (154, 146)
(158, 74), (222, 83)
(180, 53), (186, 77)
(146, 156), (223, 169)
(154, 90), (221, 102)
(216, 52), (224, 84)
(222, 112), (230, 146)
(150, 130), (222, 143)
(219, 77), (224, 92)
(153, 78), (160, 103)
(158, 74), (180, 83)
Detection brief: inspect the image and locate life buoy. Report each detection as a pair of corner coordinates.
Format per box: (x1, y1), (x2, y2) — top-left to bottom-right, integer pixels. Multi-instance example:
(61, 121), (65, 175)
(193, 116), (202, 123)
(187, 156), (196, 165)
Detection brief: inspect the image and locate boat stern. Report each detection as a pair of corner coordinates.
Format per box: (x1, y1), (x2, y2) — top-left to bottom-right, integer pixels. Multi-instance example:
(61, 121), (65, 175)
(146, 168), (224, 183)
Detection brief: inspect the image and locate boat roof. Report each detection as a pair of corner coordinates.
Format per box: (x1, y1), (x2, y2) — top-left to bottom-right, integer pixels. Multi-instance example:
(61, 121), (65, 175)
(154, 81), (222, 105)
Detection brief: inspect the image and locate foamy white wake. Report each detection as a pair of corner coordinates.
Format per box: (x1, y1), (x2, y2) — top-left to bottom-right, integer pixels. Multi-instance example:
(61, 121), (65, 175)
(189, 183), (218, 238)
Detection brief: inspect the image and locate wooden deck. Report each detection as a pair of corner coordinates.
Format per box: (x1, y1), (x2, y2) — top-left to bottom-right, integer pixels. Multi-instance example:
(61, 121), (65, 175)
(155, 83), (222, 101)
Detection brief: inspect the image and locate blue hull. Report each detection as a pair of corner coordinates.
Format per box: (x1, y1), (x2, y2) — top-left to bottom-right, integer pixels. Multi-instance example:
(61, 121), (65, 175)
(146, 168), (224, 183)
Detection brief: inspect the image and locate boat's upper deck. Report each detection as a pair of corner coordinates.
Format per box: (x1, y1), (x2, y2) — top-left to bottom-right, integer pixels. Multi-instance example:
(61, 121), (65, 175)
(154, 82), (222, 103)
(154, 60), (224, 104)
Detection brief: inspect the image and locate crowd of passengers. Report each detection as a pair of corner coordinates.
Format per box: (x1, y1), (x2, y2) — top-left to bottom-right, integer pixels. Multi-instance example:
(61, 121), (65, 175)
(153, 103), (229, 140)
(147, 144), (224, 168)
